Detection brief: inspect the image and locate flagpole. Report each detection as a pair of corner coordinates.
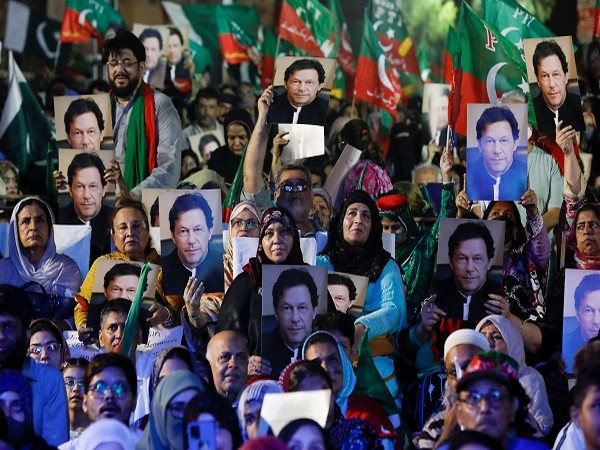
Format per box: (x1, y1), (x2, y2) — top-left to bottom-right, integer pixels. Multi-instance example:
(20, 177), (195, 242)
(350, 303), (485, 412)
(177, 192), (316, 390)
(275, 34), (281, 61)
(351, 91), (357, 119)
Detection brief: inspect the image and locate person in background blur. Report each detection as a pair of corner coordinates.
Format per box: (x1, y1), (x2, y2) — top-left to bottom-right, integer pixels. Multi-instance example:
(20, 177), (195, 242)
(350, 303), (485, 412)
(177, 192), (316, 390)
(26, 319), (69, 370)
(61, 357), (90, 440)
(0, 161), (20, 197)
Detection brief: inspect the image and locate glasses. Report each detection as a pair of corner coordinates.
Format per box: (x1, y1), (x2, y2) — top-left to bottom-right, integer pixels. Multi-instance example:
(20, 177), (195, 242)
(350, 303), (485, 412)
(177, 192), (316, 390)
(106, 59), (139, 70)
(277, 180), (310, 193)
(29, 343), (61, 355)
(64, 379), (85, 391)
(232, 218), (259, 230)
(166, 401), (188, 419)
(89, 381), (130, 398)
(458, 389), (508, 409)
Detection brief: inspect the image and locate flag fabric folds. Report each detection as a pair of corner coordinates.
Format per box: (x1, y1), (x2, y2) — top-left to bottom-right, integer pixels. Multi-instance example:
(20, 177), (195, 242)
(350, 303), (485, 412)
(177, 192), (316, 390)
(59, 0), (124, 43)
(215, 4), (260, 65)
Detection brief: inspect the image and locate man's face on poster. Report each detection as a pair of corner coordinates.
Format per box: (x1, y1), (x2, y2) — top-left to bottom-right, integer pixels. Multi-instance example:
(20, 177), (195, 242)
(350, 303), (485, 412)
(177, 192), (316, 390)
(172, 208), (212, 270)
(478, 120), (517, 178)
(67, 112), (104, 151)
(576, 291), (600, 342)
(536, 54), (568, 112)
(327, 283), (354, 313)
(274, 284), (317, 348)
(430, 94), (449, 132)
(284, 68), (323, 108)
(167, 33), (184, 65)
(449, 237), (493, 295)
(142, 36), (162, 70)
(69, 166), (106, 222)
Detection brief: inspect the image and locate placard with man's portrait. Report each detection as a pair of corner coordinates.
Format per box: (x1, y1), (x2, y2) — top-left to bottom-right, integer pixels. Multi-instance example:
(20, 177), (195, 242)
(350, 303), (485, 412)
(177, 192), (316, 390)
(54, 94), (113, 146)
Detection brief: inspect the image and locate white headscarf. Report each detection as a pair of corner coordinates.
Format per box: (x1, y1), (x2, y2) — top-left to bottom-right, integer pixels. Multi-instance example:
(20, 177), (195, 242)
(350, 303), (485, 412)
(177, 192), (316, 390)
(76, 418), (138, 449)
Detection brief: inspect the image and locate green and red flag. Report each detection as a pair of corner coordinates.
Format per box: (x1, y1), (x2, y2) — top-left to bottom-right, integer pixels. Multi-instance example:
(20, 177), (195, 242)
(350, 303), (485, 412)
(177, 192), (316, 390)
(442, 26), (458, 85)
(355, 15), (400, 121)
(450, 1), (531, 135)
(0, 52), (53, 172)
(59, 0), (124, 43)
(418, 43), (435, 83)
(258, 26), (298, 88)
(328, 0), (355, 76)
(483, 0), (554, 51)
(162, 1), (219, 75)
(278, 0), (339, 57)
(215, 4), (259, 65)
(595, 0), (600, 39)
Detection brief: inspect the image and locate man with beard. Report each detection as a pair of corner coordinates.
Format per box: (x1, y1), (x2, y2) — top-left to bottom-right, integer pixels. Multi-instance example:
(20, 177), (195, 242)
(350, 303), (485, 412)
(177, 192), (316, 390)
(58, 353), (139, 449)
(180, 87), (223, 153)
(103, 29), (181, 199)
(0, 285), (68, 446)
(206, 330), (249, 404)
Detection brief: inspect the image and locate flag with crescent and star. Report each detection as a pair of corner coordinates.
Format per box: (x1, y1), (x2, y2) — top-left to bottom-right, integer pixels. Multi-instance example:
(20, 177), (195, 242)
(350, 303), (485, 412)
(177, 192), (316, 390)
(215, 4), (259, 65)
(4, 1), (67, 65)
(355, 15), (400, 121)
(0, 52), (54, 172)
(278, 0), (339, 58)
(449, 1), (534, 136)
(59, 0), (124, 43)
(483, 0), (555, 51)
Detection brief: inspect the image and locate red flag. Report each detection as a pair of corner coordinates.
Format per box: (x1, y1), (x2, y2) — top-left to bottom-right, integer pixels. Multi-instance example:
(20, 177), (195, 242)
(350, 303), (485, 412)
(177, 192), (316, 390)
(442, 27), (457, 85)
(355, 16), (400, 121)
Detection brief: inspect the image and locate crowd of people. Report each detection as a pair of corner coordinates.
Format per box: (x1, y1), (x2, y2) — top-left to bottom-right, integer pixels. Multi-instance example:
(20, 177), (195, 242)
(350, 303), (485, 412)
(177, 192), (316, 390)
(1, 24), (600, 450)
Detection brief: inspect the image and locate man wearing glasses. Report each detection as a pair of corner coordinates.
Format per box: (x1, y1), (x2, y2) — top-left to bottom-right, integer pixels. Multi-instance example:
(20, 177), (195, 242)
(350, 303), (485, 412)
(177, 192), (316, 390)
(0, 285), (68, 446)
(162, 193), (224, 295)
(59, 353), (139, 449)
(103, 29), (181, 200)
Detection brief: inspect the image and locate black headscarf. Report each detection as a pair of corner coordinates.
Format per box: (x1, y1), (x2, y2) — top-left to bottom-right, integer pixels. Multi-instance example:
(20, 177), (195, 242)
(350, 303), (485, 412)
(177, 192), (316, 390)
(321, 190), (391, 281)
(243, 206), (304, 287)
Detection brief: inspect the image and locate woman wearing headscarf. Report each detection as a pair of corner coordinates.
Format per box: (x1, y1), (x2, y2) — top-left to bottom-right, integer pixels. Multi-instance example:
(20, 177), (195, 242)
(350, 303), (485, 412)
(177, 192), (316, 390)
(0, 370), (55, 450)
(183, 390), (243, 450)
(237, 379), (283, 440)
(136, 370), (205, 450)
(317, 190), (406, 397)
(76, 418), (138, 449)
(475, 314), (553, 435)
(224, 201), (261, 292)
(216, 206), (304, 375)
(0, 197), (80, 321)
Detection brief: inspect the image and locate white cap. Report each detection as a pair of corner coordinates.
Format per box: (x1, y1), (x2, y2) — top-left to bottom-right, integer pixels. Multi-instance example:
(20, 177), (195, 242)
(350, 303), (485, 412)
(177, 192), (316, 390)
(443, 329), (490, 359)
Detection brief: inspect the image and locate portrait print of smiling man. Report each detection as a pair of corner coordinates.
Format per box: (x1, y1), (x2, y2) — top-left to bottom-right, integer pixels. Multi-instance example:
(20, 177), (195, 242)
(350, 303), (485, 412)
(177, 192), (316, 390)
(524, 36), (585, 135)
(267, 57), (334, 126)
(466, 104), (528, 202)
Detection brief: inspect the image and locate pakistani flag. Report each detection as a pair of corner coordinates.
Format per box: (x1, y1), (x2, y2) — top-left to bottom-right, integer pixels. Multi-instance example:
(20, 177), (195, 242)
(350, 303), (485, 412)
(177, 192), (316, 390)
(0, 52), (53, 172)
(449, 1), (532, 135)
(162, 1), (219, 75)
(4, 1), (64, 65)
(59, 0), (124, 43)
(483, 0), (555, 51)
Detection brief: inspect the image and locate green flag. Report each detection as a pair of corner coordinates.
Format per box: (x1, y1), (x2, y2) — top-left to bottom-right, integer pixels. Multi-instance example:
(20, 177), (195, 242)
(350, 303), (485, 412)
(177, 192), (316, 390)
(450, 1), (532, 135)
(0, 52), (53, 172)
(59, 0), (124, 43)
(483, 0), (554, 51)
(215, 4), (259, 64)
(119, 262), (151, 357)
(222, 145), (247, 223)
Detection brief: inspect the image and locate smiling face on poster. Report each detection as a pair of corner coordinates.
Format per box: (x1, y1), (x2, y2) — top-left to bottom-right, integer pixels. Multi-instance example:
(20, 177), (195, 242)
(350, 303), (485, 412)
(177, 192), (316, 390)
(159, 189), (224, 295)
(523, 36), (585, 135)
(466, 103), (528, 201)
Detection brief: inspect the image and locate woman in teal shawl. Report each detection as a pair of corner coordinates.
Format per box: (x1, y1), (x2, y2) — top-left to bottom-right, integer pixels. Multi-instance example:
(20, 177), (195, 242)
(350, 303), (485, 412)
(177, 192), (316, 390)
(136, 370), (204, 450)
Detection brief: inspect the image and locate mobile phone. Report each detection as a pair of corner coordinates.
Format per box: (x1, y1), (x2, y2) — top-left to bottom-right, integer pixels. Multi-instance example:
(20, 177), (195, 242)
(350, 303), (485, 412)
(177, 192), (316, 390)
(187, 416), (217, 450)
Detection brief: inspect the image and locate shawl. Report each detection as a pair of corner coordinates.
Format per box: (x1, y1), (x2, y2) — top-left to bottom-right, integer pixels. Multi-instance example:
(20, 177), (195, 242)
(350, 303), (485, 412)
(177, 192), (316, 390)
(237, 380), (283, 437)
(224, 202), (260, 291)
(243, 207), (303, 289)
(302, 331), (356, 415)
(120, 82), (157, 190)
(320, 190), (391, 281)
(77, 419), (137, 450)
(137, 370), (204, 450)
(342, 160), (393, 200)
(0, 197), (80, 296)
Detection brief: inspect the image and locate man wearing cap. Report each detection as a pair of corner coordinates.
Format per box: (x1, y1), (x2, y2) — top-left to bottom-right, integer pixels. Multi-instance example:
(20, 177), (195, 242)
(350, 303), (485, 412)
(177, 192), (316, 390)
(207, 108), (254, 185)
(414, 329), (490, 449)
(440, 350), (547, 449)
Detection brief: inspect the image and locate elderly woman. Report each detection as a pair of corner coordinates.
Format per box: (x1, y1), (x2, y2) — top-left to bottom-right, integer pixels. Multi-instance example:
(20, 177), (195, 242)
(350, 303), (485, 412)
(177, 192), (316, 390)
(0, 197), (80, 303)
(76, 198), (170, 344)
(317, 190), (406, 397)
(224, 201), (261, 292)
(475, 314), (553, 435)
(137, 370), (205, 450)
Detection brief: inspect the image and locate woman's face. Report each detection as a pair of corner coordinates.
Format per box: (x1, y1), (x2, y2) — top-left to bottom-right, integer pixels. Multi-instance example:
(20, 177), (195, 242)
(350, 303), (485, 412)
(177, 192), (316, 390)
(486, 202), (517, 244)
(262, 222), (293, 263)
(230, 210), (260, 239)
(17, 203), (49, 253)
(342, 203), (372, 246)
(28, 330), (62, 369)
(112, 207), (150, 261)
(286, 424), (326, 450)
(243, 400), (262, 441)
(576, 210), (600, 257)
(158, 357), (190, 382)
(181, 155), (198, 179)
(0, 390), (25, 423)
(2, 169), (19, 196)
(479, 322), (508, 354)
